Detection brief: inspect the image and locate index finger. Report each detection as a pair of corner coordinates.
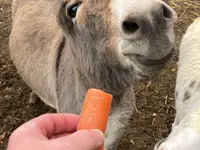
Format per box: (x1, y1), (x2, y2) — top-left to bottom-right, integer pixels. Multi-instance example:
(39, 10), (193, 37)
(32, 113), (80, 138)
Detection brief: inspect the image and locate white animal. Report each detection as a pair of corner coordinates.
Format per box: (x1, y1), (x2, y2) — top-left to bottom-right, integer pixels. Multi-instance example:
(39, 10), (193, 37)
(155, 17), (200, 150)
(9, 0), (177, 149)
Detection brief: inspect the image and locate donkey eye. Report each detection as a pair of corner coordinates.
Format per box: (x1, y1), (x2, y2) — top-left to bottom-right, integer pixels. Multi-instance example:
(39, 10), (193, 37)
(67, 3), (81, 18)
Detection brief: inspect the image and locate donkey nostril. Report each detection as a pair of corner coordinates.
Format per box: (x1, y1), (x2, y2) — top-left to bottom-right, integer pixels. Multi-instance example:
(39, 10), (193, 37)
(162, 4), (173, 19)
(122, 20), (139, 34)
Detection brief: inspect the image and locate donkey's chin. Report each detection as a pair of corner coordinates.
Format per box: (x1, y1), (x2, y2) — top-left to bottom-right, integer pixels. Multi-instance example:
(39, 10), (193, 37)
(133, 49), (174, 81)
(135, 50), (174, 67)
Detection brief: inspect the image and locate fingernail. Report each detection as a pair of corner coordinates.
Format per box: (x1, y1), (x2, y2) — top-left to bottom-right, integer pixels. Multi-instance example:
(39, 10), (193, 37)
(89, 129), (104, 144)
(90, 129), (104, 136)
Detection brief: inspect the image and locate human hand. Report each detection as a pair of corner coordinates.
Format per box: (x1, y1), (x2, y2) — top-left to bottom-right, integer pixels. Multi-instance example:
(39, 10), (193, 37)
(7, 113), (104, 150)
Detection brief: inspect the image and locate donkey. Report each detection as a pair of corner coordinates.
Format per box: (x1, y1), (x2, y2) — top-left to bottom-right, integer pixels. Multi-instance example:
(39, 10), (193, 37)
(9, 0), (177, 149)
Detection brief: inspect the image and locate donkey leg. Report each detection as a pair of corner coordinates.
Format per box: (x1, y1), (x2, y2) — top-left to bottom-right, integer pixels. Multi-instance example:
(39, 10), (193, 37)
(104, 109), (130, 150)
(104, 88), (135, 150)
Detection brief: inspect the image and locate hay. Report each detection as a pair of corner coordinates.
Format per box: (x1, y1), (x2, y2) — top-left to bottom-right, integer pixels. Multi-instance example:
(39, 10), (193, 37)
(168, 0), (200, 39)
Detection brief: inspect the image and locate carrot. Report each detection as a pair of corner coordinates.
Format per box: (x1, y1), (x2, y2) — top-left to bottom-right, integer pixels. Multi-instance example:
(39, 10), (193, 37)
(77, 88), (113, 150)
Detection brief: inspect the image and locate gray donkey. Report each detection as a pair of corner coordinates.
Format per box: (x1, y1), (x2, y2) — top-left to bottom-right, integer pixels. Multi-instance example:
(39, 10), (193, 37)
(9, 0), (177, 149)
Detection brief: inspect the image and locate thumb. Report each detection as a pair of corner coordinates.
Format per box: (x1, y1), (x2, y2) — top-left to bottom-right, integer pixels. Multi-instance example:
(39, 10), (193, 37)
(52, 129), (105, 150)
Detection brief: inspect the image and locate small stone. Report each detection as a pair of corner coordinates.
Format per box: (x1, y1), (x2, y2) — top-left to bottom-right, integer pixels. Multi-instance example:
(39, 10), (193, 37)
(171, 68), (176, 72)
(0, 133), (6, 144)
(153, 113), (157, 117)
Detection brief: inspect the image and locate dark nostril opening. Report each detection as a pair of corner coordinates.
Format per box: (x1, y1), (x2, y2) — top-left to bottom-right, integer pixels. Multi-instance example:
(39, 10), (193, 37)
(122, 20), (139, 34)
(162, 4), (173, 19)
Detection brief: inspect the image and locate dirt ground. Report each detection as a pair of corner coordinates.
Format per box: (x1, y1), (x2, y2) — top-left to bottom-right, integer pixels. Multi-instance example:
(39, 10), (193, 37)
(0, 0), (199, 150)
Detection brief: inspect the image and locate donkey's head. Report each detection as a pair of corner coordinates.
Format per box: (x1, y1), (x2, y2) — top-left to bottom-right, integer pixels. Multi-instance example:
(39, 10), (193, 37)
(58, 0), (177, 94)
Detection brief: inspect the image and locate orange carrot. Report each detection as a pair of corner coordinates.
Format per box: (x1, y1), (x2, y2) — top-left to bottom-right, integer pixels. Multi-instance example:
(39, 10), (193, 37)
(77, 88), (113, 150)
